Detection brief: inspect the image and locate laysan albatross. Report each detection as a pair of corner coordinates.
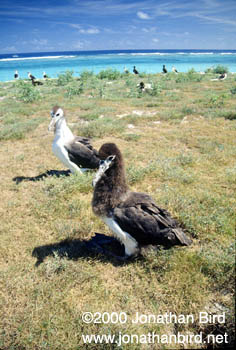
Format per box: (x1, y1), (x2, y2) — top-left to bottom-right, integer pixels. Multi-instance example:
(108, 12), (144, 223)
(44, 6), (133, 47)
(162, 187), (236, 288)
(48, 106), (100, 174)
(92, 143), (192, 258)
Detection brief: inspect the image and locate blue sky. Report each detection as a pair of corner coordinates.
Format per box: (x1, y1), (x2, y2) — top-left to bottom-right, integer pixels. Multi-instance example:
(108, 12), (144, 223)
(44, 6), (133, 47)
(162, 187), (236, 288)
(1, 0), (236, 53)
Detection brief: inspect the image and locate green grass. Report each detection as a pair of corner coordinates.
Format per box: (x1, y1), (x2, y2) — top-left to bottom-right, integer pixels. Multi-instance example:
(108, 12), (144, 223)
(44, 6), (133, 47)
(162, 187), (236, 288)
(0, 71), (235, 350)
(0, 117), (44, 140)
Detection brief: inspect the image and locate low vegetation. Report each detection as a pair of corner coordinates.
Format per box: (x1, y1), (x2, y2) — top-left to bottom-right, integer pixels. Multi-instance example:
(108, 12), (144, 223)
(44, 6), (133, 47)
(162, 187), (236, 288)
(0, 69), (235, 349)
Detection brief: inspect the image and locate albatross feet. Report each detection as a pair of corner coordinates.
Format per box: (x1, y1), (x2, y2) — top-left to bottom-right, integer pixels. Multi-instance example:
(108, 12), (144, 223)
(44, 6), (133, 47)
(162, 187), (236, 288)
(87, 233), (135, 261)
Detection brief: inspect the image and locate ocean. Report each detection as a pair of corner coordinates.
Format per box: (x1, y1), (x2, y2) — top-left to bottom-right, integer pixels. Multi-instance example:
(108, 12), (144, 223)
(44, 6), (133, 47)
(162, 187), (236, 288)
(0, 49), (236, 82)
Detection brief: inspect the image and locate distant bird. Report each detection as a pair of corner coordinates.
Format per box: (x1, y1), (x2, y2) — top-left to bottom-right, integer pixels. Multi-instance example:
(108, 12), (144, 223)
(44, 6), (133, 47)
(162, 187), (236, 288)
(218, 73), (227, 80)
(14, 70), (19, 79)
(124, 66), (129, 74)
(28, 72), (36, 80)
(92, 143), (192, 259)
(210, 73), (227, 82)
(138, 81), (145, 91)
(162, 65), (167, 74)
(172, 66), (178, 73)
(133, 66), (139, 74)
(48, 106), (100, 174)
(43, 71), (48, 79)
(137, 81), (153, 92)
(31, 79), (43, 86)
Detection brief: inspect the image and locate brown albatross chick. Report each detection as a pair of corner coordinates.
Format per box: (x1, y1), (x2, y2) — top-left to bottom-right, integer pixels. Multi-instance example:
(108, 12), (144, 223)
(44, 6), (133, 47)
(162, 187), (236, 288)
(92, 143), (192, 258)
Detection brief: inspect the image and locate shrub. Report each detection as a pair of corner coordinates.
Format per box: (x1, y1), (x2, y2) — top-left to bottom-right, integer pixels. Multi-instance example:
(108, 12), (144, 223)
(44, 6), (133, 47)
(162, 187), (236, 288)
(64, 82), (83, 98)
(181, 106), (195, 115)
(16, 80), (41, 103)
(221, 111), (236, 120)
(230, 86), (236, 95)
(57, 70), (74, 86)
(97, 68), (121, 80)
(148, 82), (162, 96)
(80, 70), (94, 80)
(204, 67), (213, 73)
(212, 65), (229, 74)
(175, 73), (188, 83)
(206, 94), (227, 108)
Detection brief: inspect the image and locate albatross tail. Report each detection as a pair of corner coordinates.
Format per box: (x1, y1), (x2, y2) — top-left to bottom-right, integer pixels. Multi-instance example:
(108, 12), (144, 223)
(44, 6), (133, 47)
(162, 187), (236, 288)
(172, 228), (192, 246)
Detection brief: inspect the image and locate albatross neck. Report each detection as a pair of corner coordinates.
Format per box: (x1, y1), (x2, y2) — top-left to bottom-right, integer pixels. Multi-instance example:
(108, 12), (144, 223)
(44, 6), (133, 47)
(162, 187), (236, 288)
(55, 117), (74, 141)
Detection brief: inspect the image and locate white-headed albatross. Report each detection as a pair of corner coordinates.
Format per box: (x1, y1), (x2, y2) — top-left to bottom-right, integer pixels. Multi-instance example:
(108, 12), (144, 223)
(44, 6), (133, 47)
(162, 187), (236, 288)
(48, 106), (100, 174)
(92, 143), (192, 259)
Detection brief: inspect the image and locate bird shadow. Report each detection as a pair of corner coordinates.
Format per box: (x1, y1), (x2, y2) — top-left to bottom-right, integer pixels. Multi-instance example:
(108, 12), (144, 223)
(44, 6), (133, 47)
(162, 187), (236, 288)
(13, 169), (71, 184)
(32, 233), (140, 267)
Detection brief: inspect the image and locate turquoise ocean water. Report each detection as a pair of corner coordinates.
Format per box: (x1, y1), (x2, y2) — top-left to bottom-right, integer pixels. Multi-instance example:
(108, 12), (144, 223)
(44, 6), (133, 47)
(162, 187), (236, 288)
(0, 49), (236, 82)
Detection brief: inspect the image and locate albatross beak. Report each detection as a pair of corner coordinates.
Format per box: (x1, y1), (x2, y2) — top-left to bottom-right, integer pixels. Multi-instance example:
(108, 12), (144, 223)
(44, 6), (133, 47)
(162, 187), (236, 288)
(48, 117), (56, 132)
(92, 156), (116, 187)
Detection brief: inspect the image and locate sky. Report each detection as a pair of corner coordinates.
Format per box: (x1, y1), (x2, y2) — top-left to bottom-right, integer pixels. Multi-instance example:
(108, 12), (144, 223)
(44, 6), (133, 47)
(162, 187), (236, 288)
(1, 0), (236, 53)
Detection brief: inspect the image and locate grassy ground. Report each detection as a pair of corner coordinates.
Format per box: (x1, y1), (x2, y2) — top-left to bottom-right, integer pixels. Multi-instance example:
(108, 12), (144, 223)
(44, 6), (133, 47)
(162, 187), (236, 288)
(0, 70), (235, 349)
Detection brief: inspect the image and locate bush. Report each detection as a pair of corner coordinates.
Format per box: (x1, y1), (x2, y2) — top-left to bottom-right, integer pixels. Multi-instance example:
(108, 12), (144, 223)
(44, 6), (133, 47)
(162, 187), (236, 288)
(212, 65), (229, 74)
(222, 111), (236, 120)
(64, 82), (83, 98)
(175, 73), (188, 83)
(207, 93), (228, 108)
(148, 82), (162, 96)
(80, 70), (94, 80)
(187, 69), (203, 82)
(97, 68), (121, 80)
(230, 86), (236, 95)
(16, 80), (41, 103)
(57, 70), (74, 86)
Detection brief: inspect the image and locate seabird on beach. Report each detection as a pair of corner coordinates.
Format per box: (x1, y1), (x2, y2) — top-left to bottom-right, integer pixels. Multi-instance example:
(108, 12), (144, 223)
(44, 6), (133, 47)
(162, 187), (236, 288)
(137, 81), (153, 92)
(48, 106), (100, 174)
(14, 70), (19, 79)
(210, 73), (227, 81)
(43, 71), (48, 79)
(172, 66), (178, 73)
(162, 65), (167, 74)
(28, 72), (36, 80)
(133, 66), (139, 74)
(92, 143), (192, 259)
(31, 79), (43, 86)
(218, 73), (227, 80)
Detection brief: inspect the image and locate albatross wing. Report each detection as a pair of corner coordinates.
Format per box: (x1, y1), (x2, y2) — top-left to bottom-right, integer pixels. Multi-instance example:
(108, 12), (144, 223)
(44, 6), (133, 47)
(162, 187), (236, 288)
(113, 192), (192, 247)
(65, 139), (100, 169)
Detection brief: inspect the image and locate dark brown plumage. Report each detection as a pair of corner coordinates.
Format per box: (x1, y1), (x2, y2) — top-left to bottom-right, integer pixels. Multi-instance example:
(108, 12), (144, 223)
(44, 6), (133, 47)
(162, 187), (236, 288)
(92, 143), (128, 216)
(163, 65), (167, 73)
(65, 136), (100, 169)
(31, 79), (43, 86)
(92, 143), (192, 257)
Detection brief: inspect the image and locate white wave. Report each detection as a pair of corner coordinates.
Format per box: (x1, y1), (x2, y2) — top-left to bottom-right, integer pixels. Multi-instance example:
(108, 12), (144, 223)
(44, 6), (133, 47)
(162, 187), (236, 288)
(190, 52), (214, 55)
(116, 52), (169, 56)
(105, 51), (218, 57)
(131, 52), (167, 56)
(220, 52), (234, 55)
(0, 55), (76, 62)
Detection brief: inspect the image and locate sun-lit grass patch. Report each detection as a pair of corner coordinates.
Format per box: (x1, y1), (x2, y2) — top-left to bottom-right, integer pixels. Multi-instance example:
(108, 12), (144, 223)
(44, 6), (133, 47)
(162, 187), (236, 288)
(0, 72), (235, 350)
(0, 117), (44, 140)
